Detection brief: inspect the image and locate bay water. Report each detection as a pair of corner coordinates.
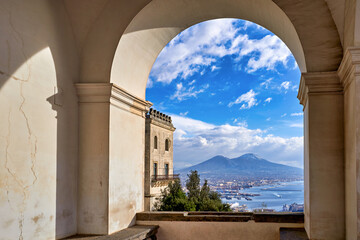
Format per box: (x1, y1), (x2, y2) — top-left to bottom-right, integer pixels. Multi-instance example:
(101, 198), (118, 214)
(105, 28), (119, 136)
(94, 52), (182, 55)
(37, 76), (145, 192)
(220, 180), (304, 211)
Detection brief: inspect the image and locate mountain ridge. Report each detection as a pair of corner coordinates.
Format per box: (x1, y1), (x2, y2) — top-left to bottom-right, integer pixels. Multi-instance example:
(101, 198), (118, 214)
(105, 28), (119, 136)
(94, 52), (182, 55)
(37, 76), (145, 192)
(176, 153), (303, 179)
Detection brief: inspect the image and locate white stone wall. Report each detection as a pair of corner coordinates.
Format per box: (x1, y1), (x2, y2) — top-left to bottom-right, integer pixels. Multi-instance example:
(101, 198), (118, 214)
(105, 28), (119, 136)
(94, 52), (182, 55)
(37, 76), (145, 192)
(137, 220), (304, 240)
(0, 1), (79, 239)
(109, 105), (146, 233)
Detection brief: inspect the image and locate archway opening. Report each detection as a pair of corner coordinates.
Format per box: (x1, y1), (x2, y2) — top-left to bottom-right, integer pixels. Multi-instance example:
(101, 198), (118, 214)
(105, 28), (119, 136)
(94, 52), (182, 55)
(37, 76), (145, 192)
(145, 18), (304, 212)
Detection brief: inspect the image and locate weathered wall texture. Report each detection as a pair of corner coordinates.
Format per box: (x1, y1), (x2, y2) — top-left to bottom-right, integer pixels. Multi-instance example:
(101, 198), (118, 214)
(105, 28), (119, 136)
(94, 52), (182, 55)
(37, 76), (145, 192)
(137, 221), (303, 240)
(109, 106), (146, 233)
(0, 0), (79, 239)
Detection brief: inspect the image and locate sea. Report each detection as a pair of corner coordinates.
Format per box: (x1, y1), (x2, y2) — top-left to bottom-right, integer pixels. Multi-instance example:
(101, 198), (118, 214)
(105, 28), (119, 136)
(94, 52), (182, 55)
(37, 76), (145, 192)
(220, 180), (304, 211)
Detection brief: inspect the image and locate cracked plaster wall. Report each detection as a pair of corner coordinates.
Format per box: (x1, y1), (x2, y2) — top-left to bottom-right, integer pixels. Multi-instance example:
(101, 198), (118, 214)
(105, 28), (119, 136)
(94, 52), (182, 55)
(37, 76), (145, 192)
(0, 0), (79, 239)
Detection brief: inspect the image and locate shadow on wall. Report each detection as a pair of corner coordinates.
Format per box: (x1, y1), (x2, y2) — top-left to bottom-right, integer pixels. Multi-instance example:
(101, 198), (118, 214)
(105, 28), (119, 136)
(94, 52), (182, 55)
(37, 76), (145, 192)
(0, 1), (79, 239)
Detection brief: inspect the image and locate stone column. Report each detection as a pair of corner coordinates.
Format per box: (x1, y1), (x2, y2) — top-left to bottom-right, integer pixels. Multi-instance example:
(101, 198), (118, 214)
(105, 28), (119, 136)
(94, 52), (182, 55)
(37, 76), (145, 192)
(338, 47), (360, 239)
(298, 72), (345, 239)
(76, 83), (151, 235)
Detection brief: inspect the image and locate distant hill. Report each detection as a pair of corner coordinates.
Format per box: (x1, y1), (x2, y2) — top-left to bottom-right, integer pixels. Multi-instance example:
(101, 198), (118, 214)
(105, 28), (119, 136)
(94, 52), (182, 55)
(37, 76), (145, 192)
(176, 153), (303, 180)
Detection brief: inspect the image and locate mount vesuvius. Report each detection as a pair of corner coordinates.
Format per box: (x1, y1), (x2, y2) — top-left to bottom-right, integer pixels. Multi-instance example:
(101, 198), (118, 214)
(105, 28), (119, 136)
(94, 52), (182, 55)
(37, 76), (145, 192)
(176, 153), (303, 179)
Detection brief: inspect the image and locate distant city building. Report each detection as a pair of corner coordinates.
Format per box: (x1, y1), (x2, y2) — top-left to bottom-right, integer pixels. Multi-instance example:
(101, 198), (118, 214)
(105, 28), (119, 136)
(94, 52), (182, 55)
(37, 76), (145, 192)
(144, 109), (177, 210)
(283, 203), (304, 212)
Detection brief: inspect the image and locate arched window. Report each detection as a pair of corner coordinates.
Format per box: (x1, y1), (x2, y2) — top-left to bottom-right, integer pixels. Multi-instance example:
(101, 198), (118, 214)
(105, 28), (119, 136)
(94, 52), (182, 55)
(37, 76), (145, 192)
(154, 136), (158, 149)
(165, 139), (170, 151)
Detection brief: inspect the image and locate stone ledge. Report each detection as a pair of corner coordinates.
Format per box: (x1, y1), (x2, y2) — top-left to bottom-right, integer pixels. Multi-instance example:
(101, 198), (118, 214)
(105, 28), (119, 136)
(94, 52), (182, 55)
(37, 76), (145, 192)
(63, 225), (159, 240)
(136, 211), (304, 223)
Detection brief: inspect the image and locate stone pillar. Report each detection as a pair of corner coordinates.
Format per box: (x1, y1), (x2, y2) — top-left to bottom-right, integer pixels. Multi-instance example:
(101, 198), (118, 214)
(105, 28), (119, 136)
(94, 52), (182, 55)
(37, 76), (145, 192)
(76, 83), (151, 235)
(298, 72), (345, 239)
(338, 47), (360, 239)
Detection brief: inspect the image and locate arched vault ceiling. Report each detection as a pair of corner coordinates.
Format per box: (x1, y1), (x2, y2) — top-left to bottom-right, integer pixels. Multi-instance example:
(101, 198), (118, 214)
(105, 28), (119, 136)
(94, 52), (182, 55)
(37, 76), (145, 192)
(273, 0), (343, 72)
(324, 0), (345, 46)
(63, 0), (344, 85)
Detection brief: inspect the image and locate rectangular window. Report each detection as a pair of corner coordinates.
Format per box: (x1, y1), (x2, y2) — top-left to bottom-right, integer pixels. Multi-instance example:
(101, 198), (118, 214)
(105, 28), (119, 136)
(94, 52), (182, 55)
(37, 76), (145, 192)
(153, 163), (158, 176)
(165, 163), (169, 176)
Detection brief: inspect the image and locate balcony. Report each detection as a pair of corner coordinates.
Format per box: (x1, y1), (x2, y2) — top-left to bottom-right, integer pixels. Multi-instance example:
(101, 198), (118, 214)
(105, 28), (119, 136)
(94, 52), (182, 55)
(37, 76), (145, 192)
(151, 174), (180, 187)
(152, 174), (180, 182)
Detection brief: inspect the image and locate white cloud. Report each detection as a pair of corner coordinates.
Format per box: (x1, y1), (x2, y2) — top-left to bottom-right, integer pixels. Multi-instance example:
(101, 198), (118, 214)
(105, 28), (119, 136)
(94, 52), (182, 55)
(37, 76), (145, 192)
(171, 83), (209, 101)
(171, 115), (304, 169)
(211, 65), (220, 71)
(237, 35), (292, 73)
(281, 113), (287, 118)
(233, 118), (248, 127)
(290, 123), (303, 128)
(146, 78), (153, 88)
(242, 21), (266, 31)
(264, 97), (272, 103)
(149, 19), (294, 85)
(228, 89), (258, 109)
(260, 78), (273, 89)
(280, 81), (290, 90)
(180, 111), (189, 116)
(266, 117), (271, 121)
(188, 80), (196, 85)
(291, 112), (303, 117)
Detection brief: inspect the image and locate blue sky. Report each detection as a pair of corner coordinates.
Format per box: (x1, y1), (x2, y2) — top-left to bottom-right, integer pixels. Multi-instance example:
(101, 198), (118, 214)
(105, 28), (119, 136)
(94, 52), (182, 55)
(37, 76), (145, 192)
(146, 19), (303, 169)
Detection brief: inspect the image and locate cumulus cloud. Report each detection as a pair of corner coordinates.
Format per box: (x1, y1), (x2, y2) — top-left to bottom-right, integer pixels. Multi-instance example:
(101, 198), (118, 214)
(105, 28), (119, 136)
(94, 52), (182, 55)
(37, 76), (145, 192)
(149, 19), (293, 85)
(238, 35), (292, 73)
(171, 83), (209, 101)
(228, 89), (258, 109)
(291, 112), (303, 117)
(171, 115), (303, 169)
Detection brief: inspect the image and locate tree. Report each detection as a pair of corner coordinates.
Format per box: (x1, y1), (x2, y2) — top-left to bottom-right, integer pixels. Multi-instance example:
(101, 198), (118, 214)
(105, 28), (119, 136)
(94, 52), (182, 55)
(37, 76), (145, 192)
(186, 170), (201, 201)
(155, 170), (230, 212)
(154, 179), (196, 211)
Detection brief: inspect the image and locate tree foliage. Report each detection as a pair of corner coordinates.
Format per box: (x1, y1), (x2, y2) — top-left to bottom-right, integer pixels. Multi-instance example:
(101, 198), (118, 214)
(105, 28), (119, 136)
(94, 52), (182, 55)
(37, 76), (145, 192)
(155, 170), (230, 212)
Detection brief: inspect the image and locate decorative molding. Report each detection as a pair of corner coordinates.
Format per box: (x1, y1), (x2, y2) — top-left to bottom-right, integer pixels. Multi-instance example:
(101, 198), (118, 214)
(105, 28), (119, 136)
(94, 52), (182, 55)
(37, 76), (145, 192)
(337, 47), (360, 91)
(75, 83), (152, 117)
(297, 72), (342, 107)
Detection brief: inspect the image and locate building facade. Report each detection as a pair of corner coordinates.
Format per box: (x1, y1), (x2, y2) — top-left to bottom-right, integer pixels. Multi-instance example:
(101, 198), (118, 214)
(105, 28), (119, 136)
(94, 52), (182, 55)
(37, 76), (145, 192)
(144, 109), (177, 210)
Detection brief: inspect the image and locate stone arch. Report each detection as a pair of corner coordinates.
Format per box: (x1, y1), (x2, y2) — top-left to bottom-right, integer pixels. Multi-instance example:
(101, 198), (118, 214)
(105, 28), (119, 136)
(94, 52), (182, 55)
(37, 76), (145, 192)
(109, 0), (343, 99)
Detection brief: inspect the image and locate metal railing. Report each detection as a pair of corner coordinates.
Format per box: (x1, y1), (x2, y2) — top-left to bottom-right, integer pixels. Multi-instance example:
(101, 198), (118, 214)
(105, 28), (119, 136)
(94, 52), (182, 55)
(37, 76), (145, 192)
(152, 174), (180, 182)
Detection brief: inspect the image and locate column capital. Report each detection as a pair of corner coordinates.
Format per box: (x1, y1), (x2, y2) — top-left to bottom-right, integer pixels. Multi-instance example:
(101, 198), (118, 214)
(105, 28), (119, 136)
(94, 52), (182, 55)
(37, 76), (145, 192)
(298, 72), (342, 107)
(75, 83), (152, 117)
(338, 47), (360, 91)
